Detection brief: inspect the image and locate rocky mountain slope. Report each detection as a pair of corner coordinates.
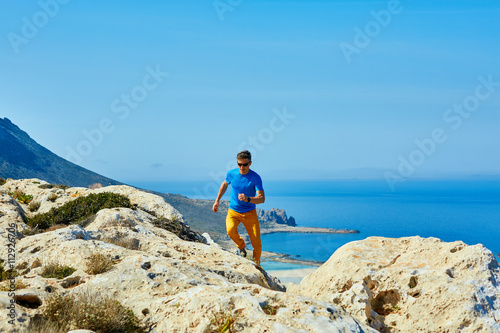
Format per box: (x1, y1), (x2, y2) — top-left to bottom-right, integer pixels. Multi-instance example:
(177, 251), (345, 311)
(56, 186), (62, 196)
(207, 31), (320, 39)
(0, 179), (377, 332)
(0, 117), (121, 187)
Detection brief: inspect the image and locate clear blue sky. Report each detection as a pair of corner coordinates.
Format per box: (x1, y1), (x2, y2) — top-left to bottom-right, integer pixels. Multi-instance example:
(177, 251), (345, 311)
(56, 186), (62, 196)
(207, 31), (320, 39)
(1, 0), (499, 183)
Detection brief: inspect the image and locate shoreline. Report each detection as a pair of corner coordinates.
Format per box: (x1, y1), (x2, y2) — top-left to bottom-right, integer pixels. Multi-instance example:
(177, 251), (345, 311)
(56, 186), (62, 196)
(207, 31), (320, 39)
(261, 250), (324, 267)
(260, 225), (360, 236)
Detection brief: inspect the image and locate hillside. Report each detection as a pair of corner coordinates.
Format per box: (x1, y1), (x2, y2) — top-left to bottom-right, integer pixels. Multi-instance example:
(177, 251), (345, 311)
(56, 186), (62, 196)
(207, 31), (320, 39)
(0, 117), (121, 187)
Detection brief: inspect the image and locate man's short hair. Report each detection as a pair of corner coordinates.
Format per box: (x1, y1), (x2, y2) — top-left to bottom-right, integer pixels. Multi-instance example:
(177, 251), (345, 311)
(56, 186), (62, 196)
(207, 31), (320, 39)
(237, 150), (252, 161)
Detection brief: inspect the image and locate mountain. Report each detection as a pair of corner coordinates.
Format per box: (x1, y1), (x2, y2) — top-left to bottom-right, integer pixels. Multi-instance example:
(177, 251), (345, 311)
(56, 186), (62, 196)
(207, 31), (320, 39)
(0, 117), (121, 187)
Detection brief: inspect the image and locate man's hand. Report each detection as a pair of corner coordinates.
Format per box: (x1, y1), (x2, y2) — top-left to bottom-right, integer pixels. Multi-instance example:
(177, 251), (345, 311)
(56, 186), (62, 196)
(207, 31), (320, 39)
(238, 193), (248, 202)
(212, 201), (219, 213)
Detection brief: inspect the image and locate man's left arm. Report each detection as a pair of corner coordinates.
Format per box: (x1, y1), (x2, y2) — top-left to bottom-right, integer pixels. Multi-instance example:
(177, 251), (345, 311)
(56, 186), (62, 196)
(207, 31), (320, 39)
(239, 190), (265, 204)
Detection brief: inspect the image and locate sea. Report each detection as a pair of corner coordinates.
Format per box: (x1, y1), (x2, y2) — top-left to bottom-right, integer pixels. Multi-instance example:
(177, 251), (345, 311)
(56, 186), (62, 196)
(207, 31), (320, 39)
(129, 179), (500, 271)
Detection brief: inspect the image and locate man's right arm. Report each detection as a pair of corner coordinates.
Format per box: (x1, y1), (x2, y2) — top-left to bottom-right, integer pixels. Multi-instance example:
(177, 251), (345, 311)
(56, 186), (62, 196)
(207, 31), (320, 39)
(212, 180), (228, 213)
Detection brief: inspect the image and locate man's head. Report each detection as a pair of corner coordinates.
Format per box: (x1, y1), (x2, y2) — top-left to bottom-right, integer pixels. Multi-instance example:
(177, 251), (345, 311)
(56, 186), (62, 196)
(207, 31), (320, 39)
(236, 150), (252, 175)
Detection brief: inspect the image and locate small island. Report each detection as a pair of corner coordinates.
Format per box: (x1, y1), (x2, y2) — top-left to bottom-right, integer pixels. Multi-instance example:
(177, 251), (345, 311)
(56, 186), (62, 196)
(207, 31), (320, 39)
(257, 207), (360, 235)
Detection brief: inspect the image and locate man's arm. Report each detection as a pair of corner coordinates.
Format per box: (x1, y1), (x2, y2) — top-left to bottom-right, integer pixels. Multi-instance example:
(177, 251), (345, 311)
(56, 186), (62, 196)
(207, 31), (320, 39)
(238, 190), (265, 204)
(212, 180), (228, 213)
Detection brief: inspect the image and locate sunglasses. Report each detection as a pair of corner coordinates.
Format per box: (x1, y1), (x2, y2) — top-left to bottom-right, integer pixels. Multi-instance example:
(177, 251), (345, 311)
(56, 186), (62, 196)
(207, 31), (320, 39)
(238, 162), (250, 167)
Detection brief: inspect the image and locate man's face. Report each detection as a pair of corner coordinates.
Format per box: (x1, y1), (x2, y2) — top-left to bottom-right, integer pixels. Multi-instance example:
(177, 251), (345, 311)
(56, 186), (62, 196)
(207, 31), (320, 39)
(237, 158), (252, 175)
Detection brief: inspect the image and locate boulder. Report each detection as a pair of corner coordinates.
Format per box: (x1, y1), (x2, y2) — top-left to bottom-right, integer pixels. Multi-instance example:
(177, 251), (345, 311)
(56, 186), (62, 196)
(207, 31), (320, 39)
(295, 236), (500, 333)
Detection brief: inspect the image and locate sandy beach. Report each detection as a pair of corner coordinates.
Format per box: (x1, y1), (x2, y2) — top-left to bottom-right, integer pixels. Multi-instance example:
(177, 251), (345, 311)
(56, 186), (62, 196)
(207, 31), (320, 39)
(267, 267), (318, 285)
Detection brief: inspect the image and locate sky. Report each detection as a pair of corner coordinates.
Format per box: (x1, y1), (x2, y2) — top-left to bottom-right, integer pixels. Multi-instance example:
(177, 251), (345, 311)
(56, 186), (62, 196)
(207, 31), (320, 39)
(1, 0), (499, 185)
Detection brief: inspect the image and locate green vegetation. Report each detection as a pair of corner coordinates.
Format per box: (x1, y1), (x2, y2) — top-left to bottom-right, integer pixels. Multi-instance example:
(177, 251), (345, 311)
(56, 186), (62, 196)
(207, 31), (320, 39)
(38, 184), (69, 190)
(28, 201), (41, 212)
(103, 233), (140, 250)
(9, 190), (33, 204)
(0, 265), (17, 282)
(0, 280), (28, 291)
(48, 193), (58, 202)
(0, 178), (5, 186)
(41, 262), (76, 279)
(26, 192), (133, 230)
(26, 290), (144, 333)
(85, 252), (114, 275)
(151, 216), (205, 243)
(261, 303), (282, 316)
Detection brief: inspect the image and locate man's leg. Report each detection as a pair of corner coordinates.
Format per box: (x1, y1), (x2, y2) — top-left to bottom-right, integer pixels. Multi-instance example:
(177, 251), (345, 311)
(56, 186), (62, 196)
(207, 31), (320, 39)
(241, 209), (262, 265)
(226, 209), (246, 250)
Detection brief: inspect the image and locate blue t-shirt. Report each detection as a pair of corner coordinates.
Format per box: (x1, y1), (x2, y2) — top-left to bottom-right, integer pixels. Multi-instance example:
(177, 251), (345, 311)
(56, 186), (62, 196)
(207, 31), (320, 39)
(225, 169), (264, 213)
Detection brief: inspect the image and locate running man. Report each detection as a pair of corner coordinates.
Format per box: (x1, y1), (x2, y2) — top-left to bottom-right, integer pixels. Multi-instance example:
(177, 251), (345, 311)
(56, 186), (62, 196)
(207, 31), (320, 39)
(212, 150), (265, 265)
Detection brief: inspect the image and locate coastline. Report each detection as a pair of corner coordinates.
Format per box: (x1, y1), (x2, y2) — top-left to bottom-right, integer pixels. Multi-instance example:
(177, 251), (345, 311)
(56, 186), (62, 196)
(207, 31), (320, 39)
(261, 250), (324, 267)
(260, 225), (360, 236)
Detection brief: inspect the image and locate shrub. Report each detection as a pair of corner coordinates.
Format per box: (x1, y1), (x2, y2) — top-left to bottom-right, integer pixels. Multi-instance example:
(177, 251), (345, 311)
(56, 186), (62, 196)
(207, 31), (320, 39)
(0, 178), (5, 186)
(26, 192), (132, 230)
(30, 289), (144, 333)
(0, 265), (17, 282)
(38, 184), (69, 190)
(103, 234), (140, 250)
(209, 306), (238, 333)
(151, 217), (206, 244)
(28, 201), (41, 212)
(48, 193), (58, 202)
(41, 262), (76, 279)
(89, 183), (103, 189)
(86, 252), (114, 275)
(0, 280), (28, 291)
(9, 190), (33, 204)
(261, 303), (282, 316)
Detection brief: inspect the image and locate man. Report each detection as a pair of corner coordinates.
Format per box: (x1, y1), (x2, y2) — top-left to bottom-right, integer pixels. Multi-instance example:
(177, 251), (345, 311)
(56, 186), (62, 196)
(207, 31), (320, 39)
(212, 150), (265, 265)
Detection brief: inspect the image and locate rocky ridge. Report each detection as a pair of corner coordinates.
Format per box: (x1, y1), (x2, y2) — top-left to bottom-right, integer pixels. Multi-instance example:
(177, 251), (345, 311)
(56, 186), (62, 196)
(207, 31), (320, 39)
(0, 179), (377, 332)
(0, 118), (121, 188)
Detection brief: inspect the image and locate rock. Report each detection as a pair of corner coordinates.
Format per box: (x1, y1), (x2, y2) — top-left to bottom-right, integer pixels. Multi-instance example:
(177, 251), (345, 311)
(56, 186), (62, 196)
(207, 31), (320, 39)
(0, 178), (183, 221)
(0, 179), (379, 332)
(295, 236), (500, 333)
(257, 208), (296, 227)
(144, 284), (378, 333)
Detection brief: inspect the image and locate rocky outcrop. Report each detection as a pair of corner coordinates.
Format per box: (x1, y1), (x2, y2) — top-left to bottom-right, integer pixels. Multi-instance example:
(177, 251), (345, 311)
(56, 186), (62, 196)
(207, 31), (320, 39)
(294, 236), (500, 333)
(0, 179), (377, 332)
(257, 208), (296, 227)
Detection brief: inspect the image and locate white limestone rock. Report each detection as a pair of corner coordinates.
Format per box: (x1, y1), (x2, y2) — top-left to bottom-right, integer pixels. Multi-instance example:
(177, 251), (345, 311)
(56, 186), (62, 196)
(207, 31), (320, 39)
(295, 236), (500, 333)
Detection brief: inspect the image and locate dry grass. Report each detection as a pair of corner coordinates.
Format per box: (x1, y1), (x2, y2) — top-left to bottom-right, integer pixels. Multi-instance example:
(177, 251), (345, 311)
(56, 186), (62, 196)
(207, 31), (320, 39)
(23, 289), (144, 333)
(85, 252), (114, 275)
(209, 306), (239, 333)
(28, 201), (41, 212)
(102, 233), (140, 250)
(0, 279), (28, 291)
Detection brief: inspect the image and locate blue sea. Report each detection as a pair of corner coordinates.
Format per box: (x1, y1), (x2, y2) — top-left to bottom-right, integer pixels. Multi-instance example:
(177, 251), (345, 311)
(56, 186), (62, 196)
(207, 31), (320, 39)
(130, 179), (500, 271)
